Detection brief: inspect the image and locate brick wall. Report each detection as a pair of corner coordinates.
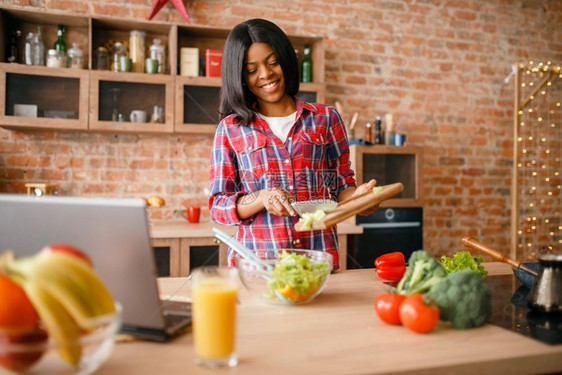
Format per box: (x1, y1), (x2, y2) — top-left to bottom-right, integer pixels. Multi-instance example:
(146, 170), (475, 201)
(1, 0), (561, 259)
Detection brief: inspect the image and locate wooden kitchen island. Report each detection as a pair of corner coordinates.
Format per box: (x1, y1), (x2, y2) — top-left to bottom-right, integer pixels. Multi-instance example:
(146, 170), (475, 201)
(95, 263), (561, 375)
(150, 221), (363, 276)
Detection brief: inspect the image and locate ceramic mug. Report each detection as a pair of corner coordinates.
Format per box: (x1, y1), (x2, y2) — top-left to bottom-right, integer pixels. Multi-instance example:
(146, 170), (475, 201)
(393, 133), (406, 146)
(119, 56), (133, 72)
(145, 58), (158, 74)
(182, 206), (201, 223)
(130, 110), (147, 123)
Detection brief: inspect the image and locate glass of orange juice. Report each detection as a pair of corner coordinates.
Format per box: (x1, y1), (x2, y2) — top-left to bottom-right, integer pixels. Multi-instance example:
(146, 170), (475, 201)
(191, 266), (239, 368)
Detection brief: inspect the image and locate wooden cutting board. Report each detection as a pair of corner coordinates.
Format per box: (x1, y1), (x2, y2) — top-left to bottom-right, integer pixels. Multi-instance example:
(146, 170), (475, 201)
(294, 182), (404, 231)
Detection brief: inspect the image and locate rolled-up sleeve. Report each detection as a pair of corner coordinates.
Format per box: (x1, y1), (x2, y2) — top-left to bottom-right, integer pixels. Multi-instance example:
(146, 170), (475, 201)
(327, 108), (356, 195)
(208, 121), (245, 225)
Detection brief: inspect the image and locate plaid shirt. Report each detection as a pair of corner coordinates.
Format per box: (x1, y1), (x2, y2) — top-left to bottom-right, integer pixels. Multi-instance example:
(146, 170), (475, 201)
(209, 97), (356, 270)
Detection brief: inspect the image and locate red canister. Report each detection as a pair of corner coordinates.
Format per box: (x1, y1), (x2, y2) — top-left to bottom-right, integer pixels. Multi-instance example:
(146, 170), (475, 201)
(205, 49), (222, 77)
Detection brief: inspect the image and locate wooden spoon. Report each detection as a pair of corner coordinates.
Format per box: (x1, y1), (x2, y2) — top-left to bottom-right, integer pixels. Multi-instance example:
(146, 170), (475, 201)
(462, 237), (538, 276)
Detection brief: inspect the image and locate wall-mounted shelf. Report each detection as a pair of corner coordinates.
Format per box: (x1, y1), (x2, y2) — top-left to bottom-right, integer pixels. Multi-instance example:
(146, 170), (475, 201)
(89, 70), (174, 133)
(350, 145), (424, 208)
(0, 6), (326, 135)
(0, 63), (89, 131)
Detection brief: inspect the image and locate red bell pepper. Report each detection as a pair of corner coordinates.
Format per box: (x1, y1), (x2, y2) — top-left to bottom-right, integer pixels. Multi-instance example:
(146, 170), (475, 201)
(374, 252), (406, 281)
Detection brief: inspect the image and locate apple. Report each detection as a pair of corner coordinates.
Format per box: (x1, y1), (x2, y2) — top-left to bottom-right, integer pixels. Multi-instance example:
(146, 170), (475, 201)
(0, 327), (48, 372)
(41, 244), (92, 267)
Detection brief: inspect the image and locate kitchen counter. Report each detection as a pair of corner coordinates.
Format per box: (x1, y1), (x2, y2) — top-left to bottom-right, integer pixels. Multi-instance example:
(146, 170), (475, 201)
(149, 221), (363, 275)
(96, 263), (561, 374)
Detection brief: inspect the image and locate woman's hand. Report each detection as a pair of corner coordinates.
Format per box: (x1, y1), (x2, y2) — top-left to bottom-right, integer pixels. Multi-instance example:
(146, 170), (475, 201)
(259, 187), (297, 217)
(352, 179), (379, 216)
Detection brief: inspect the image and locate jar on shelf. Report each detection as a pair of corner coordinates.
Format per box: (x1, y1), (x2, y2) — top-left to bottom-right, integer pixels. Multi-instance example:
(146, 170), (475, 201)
(112, 42), (127, 72)
(95, 46), (110, 70)
(23, 26), (45, 66)
(68, 42), (84, 69)
(149, 38), (166, 74)
(46, 49), (66, 68)
(129, 30), (146, 73)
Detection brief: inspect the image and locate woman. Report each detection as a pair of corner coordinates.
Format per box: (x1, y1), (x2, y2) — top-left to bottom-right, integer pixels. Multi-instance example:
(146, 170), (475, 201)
(209, 18), (376, 270)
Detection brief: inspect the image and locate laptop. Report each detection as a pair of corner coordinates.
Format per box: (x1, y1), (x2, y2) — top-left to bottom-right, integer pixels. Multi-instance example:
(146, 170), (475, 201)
(0, 194), (191, 341)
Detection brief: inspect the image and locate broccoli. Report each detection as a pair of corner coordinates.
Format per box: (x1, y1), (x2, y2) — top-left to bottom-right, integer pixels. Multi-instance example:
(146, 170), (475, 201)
(396, 250), (447, 295)
(426, 269), (492, 329)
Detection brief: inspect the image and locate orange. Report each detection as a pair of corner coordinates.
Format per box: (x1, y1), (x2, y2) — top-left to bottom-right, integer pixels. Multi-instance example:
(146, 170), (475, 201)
(0, 275), (39, 333)
(277, 284), (320, 303)
(277, 285), (300, 302)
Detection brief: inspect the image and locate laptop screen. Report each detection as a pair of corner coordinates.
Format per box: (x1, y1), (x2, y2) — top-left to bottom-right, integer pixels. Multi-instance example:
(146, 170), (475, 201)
(0, 194), (167, 331)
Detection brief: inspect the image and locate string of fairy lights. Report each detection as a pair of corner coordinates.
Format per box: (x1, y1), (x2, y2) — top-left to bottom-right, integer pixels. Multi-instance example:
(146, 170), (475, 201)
(515, 61), (561, 259)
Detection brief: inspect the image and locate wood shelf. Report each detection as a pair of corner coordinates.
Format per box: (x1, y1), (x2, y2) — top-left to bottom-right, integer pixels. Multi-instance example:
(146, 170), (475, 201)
(0, 6), (326, 135)
(350, 145), (424, 208)
(89, 70), (174, 133)
(0, 62), (89, 131)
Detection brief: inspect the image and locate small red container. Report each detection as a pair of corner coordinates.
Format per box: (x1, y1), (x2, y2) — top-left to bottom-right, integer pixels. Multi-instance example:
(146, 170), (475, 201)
(205, 49), (222, 77)
(182, 206), (201, 223)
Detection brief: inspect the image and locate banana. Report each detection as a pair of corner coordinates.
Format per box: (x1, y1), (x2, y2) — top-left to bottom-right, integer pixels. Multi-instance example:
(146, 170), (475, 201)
(12, 274), (83, 366)
(7, 251), (115, 331)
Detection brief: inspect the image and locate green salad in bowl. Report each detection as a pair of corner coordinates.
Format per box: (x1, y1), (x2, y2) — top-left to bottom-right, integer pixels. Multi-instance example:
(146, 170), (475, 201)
(236, 249), (332, 305)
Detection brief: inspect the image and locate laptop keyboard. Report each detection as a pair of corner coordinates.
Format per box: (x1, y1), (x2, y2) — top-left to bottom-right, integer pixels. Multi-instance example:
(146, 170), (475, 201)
(163, 311), (191, 335)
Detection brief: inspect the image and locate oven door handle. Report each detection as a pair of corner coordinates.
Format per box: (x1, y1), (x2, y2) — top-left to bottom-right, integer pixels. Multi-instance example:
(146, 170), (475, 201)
(359, 222), (421, 229)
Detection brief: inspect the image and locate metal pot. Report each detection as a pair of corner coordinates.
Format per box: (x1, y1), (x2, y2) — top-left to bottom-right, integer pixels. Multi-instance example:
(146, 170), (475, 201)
(527, 254), (562, 314)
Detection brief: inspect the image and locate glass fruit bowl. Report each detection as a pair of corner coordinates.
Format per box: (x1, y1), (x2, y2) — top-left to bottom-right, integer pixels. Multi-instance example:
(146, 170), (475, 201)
(0, 303), (122, 375)
(236, 249), (332, 305)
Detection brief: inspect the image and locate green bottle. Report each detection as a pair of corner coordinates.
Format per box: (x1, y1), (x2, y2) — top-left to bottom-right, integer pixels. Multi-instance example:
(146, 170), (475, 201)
(301, 44), (312, 83)
(54, 24), (67, 52)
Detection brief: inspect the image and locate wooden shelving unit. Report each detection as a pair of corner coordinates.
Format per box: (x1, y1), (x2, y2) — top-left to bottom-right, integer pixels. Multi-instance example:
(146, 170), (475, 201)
(350, 145), (424, 208)
(0, 6), (326, 135)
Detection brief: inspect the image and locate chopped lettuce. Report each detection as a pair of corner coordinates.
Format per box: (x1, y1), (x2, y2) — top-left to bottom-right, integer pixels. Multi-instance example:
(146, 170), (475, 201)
(439, 251), (488, 278)
(296, 209), (326, 230)
(373, 186), (383, 193)
(266, 250), (330, 300)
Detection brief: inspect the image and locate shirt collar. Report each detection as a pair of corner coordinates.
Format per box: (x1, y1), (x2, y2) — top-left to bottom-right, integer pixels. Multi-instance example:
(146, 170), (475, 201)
(251, 96), (317, 125)
(295, 97), (318, 119)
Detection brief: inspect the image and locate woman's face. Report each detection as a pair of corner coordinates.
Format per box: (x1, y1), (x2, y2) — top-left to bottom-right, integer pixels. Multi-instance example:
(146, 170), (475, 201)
(244, 42), (288, 113)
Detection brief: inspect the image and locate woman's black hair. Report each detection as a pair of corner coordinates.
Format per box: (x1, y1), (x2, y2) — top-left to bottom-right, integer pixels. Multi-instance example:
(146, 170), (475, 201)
(219, 18), (300, 123)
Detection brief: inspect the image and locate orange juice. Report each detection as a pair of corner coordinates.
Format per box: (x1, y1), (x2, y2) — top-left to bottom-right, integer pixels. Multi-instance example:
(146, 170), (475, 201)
(192, 277), (238, 360)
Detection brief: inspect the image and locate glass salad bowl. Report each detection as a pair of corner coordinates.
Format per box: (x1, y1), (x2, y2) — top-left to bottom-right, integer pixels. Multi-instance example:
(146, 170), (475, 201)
(0, 304), (121, 375)
(236, 249), (333, 305)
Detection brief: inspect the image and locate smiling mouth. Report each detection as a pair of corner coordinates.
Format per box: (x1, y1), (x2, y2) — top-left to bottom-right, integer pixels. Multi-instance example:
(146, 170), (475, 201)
(260, 80), (279, 90)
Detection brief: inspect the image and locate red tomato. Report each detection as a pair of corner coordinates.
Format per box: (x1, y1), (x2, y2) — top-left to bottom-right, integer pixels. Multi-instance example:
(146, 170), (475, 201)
(374, 293), (406, 325)
(42, 244), (92, 267)
(399, 293), (440, 334)
(374, 252), (405, 268)
(375, 266), (406, 281)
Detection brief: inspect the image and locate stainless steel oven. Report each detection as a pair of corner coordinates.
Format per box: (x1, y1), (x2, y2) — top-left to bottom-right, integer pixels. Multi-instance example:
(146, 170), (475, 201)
(347, 207), (423, 269)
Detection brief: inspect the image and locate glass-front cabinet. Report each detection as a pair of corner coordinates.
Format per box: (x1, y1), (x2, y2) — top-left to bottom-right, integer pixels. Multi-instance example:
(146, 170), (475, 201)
(0, 6), (325, 134)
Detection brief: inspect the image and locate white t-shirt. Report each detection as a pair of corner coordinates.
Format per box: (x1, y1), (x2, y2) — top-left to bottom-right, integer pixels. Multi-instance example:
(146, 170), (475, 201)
(257, 112), (297, 143)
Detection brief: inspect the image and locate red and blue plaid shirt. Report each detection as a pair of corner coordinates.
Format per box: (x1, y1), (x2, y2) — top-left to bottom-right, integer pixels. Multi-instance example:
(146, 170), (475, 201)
(209, 98), (356, 270)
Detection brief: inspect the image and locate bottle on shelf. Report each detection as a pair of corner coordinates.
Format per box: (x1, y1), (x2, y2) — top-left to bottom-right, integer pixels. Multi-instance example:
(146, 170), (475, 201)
(36, 26), (45, 66)
(68, 42), (84, 69)
(375, 116), (382, 144)
(112, 42), (127, 72)
(54, 24), (67, 52)
(95, 46), (110, 70)
(46, 49), (66, 68)
(149, 38), (166, 74)
(384, 113), (394, 145)
(7, 29), (21, 63)
(24, 26), (45, 66)
(129, 30), (146, 73)
(54, 24), (67, 67)
(365, 122), (373, 144)
(301, 44), (312, 83)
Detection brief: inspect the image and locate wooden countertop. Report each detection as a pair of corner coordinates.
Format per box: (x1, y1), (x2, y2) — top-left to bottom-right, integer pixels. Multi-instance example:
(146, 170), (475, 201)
(96, 263), (561, 374)
(149, 220), (363, 238)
